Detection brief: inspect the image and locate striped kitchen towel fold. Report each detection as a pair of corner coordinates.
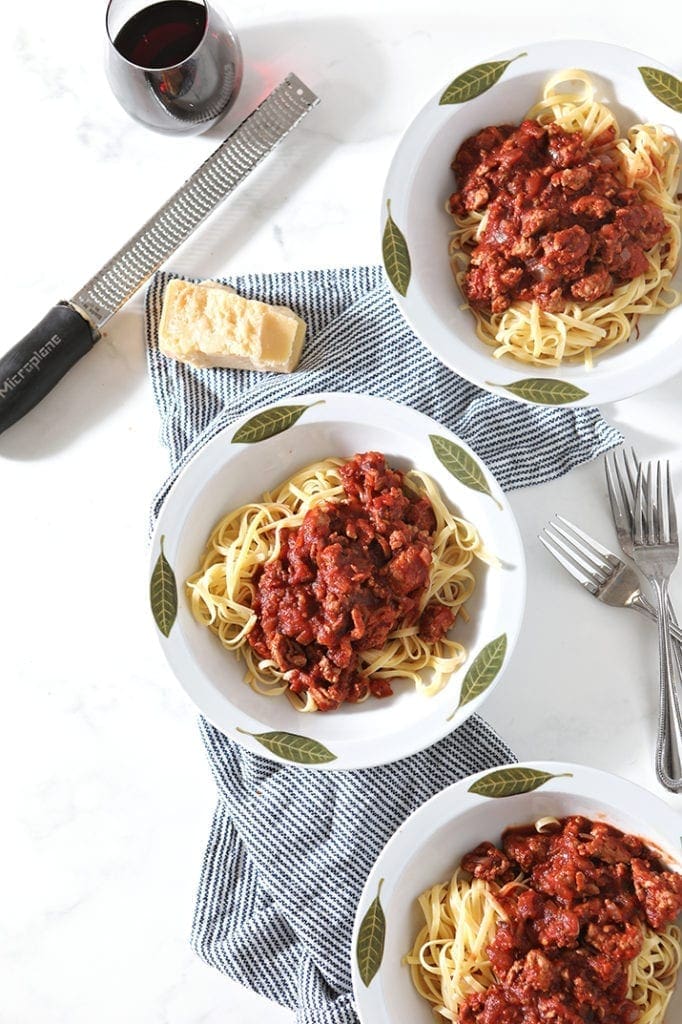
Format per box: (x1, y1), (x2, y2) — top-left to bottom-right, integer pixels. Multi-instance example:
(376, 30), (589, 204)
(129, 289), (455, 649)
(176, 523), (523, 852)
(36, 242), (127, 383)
(146, 264), (621, 1024)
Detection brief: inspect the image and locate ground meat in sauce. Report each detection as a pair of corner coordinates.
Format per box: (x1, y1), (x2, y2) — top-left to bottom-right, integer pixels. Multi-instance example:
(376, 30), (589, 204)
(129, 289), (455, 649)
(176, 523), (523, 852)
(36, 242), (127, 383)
(247, 452), (456, 712)
(449, 120), (668, 314)
(458, 816), (682, 1024)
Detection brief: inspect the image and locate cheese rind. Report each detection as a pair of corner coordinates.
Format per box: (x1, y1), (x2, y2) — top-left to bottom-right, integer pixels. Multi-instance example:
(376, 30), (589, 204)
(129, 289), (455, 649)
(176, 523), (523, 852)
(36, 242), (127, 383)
(158, 279), (306, 373)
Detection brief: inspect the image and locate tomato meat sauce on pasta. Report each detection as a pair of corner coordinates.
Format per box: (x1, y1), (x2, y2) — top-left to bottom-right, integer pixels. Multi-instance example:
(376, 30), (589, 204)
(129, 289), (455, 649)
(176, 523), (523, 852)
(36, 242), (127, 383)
(450, 120), (667, 313)
(187, 452), (488, 713)
(406, 816), (682, 1024)
(247, 452), (453, 711)
(446, 70), (681, 368)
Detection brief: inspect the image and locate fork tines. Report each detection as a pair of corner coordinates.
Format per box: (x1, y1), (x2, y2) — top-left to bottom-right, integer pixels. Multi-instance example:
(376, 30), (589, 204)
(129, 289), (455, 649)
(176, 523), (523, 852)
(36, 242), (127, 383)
(539, 515), (621, 595)
(604, 447), (638, 527)
(634, 459), (678, 548)
(605, 449), (679, 546)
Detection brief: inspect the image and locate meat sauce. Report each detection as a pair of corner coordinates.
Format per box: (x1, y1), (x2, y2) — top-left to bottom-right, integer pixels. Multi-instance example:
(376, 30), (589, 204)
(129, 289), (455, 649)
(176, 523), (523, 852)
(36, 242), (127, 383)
(459, 816), (682, 1024)
(247, 452), (454, 712)
(449, 120), (668, 314)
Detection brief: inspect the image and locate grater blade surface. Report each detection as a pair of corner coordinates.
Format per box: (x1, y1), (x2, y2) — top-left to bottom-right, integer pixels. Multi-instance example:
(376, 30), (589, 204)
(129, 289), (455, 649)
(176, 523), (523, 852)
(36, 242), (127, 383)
(71, 74), (319, 330)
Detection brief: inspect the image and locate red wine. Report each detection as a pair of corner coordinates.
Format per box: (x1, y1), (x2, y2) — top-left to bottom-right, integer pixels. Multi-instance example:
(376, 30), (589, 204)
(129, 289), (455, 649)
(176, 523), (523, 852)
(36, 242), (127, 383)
(106, 0), (242, 135)
(114, 0), (206, 69)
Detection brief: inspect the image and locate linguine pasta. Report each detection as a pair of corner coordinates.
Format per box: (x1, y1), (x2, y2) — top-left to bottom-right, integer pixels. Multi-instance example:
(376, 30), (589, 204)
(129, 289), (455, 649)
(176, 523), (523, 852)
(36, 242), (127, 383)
(187, 457), (489, 712)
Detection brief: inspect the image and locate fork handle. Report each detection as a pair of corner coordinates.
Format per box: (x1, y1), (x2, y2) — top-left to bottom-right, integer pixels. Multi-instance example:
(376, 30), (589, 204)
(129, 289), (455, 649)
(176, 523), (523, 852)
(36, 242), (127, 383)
(650, 579), (682, 793)
(630, 592), (682, 644)
(659, 596), (682, 789)
(630, 592), (682, 779)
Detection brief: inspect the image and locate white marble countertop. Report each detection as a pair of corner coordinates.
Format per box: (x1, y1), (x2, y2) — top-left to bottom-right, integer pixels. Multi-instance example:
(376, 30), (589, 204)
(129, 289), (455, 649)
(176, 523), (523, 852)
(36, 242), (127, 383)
(3, 1), (682, 1020)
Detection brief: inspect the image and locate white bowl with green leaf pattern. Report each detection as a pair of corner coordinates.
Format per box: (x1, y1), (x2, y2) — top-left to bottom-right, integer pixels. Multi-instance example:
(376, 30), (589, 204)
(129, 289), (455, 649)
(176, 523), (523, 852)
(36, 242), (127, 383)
(351, 761), (682, 1023)
(381, 40), (682, 408)
(149, 392), (525, 770)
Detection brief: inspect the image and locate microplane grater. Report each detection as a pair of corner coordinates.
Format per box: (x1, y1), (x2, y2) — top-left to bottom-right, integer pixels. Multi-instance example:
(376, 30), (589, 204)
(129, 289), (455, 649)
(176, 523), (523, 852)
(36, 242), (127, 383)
(73, 74), (319, 329)
(0, 73), (319, 435)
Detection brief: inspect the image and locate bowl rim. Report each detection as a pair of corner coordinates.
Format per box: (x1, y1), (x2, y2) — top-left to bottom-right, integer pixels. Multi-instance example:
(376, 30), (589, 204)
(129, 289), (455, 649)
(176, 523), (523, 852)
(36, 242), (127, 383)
(351, 758), (682, 1022)
(381, 38), (682, 408)
(149, 390), (527, 770)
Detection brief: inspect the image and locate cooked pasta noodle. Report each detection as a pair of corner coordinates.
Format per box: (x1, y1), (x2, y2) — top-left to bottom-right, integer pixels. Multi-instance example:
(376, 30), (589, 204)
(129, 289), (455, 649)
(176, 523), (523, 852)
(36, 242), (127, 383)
(448, 69), (681, 368)
(405, 869), (507, 1020)
(628, 924), (682, 1024)
(187, 457), (489, 712)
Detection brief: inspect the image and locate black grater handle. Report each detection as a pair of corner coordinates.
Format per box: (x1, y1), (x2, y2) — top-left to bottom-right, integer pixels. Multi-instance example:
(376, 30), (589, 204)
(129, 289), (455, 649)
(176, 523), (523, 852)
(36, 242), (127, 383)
(0, 304), (96, 436)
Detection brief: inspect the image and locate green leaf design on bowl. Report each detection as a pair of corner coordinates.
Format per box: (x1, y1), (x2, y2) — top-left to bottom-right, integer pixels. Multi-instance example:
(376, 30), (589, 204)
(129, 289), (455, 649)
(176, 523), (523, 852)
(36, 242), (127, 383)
(429, 434), (502, 509)
(236, 728), (337, 764)
(231, 401), (324, 443)
(451, 633), (507, 716)
(490, 378), (588, 405)
(356, 878), (386, 987)
(469, 767), (573, 798)
(638, 66), (682, 113)
(382, 199), (411, 296)
(439, 52), (527, 104)
(150, 535), (178, 638)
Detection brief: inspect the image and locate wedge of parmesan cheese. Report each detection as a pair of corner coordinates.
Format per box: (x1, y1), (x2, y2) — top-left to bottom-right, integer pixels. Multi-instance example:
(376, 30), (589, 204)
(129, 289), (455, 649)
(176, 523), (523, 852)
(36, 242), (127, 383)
(158, 279), (306, 373)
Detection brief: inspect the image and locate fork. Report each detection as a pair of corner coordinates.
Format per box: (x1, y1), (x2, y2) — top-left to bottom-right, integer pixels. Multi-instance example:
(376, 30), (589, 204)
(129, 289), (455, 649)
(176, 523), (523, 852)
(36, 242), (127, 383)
(605, 447), (682, 627)
(605, 448), (682, 793)
(539, 516), (682, 642)
(630, 460), (682, 792)
(541, 512), (682, 792)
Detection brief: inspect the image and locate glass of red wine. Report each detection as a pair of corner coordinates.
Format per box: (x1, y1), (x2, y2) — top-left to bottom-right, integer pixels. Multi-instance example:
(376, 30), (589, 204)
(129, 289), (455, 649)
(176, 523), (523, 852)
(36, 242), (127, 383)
(105, 0), (243, 135)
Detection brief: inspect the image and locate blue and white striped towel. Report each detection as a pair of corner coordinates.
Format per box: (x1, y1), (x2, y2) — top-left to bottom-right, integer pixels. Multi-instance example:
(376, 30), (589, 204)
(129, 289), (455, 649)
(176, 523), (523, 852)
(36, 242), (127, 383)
(146, 265), (621, 1024)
